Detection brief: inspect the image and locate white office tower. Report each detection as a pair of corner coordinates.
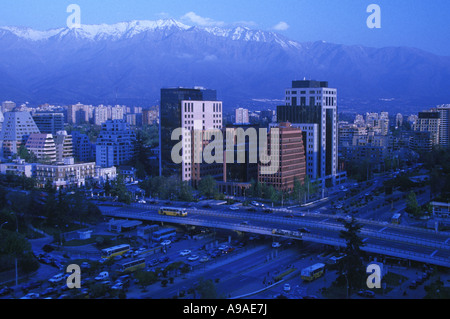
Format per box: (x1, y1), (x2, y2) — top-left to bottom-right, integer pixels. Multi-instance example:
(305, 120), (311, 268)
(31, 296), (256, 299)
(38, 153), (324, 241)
(181, 100), (223, 182)
(436, 105), (450, 147)
(278, 80), (339, 186)
(94, 105), (109, 126)
(235, 108), (249, 124)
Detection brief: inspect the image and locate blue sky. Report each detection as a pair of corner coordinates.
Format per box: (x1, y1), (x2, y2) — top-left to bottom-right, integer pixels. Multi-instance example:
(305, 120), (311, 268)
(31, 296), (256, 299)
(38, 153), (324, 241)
(1, 0), (449, 56)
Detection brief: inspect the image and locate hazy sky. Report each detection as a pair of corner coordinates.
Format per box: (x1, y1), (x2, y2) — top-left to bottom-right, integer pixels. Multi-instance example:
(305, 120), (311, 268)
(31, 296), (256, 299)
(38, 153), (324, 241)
(1, 0), (449, 56)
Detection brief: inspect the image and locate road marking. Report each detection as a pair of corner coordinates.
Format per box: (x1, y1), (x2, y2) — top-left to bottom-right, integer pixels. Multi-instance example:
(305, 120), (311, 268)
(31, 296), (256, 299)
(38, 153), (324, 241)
(430, 250), (438, 257)
(378, 227), (388, 233)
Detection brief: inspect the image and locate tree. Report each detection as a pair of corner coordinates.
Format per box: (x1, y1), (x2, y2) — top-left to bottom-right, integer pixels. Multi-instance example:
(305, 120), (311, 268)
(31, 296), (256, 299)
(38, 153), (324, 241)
(405, 191), (421, 217)
(196, 278), (219, 299)
(338, 216), (366, 297)
(198, 176), (218, 198)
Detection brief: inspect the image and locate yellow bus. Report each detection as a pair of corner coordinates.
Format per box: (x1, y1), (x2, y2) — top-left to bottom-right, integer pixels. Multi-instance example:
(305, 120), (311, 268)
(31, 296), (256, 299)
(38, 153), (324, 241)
(301, 263), (326, 282)
(158, 207), (188, 217)
(101, 244), (131, 259)
(117, 258), (146, 273)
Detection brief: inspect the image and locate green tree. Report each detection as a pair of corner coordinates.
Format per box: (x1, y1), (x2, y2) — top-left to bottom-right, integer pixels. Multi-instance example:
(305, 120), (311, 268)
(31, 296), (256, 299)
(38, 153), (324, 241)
(405, 191), (421, 217)
(198, 175), (218, 198)
(196, 278), (219, 299)
(338, 216), (366, 297)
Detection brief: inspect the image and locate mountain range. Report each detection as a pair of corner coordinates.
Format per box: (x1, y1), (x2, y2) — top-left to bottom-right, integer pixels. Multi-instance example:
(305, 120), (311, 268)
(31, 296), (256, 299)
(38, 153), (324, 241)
(0, 19), (449, 114)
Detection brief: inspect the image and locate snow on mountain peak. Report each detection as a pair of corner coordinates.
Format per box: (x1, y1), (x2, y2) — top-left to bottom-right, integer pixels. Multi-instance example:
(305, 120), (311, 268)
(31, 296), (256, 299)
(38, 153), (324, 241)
(0, 19), (299, 48)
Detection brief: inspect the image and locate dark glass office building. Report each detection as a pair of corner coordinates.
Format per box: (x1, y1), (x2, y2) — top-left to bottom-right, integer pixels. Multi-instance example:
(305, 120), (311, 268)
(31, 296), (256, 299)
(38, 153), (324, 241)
(159, 87), (217, 178)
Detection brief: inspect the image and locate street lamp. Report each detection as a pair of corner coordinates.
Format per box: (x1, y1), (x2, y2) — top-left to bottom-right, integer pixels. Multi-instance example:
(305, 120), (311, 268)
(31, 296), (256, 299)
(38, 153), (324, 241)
(0, 221), (8, 229)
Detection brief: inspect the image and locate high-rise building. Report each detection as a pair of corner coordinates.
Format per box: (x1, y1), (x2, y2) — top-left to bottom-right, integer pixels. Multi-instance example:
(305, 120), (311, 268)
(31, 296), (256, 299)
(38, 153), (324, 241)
(159, 87), (219, 179)
(277, 80), (338, 186)
(67, 103), (90, 124)
(72, 131), (95, 162)
(258, 122), (306, 192)
(235, 108), (249, 124)
(0, 111), (41, 159)
(25, 133), (57, 163)
(94, 105), (109, 126)
(54, 131), (74, 162)
(96, 120), (136, 168)
(436, 105), (450, 147)
(413, 111), (441, 146)
(32, 113), (65, 135)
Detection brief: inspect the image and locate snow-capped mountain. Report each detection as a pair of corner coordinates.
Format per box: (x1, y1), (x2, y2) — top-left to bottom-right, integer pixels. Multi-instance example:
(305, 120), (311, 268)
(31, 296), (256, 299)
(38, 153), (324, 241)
(0, 19), (449, 112)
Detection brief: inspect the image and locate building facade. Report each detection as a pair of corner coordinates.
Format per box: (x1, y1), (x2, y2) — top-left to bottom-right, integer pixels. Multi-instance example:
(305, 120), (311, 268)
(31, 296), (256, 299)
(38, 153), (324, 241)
(277, 80), (338, 187)
(258, 122), (307, 192)
(96, 120), (136, 168)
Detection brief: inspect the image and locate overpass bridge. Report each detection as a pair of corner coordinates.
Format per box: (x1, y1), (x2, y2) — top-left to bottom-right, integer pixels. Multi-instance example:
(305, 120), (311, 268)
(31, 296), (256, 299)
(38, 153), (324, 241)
(98, 203), (450, 268)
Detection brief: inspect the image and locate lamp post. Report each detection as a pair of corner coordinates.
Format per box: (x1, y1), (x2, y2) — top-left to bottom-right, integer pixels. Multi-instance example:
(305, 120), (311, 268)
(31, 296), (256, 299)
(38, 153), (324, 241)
(0, 221), (8, 229)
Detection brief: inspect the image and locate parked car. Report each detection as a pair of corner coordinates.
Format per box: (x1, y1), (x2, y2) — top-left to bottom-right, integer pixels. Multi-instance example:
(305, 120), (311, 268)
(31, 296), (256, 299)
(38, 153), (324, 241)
(272, 242), (281, 248)
(161, 240), (172, 246)
(188, 255), (199, 261)
(283, 284), (291, 292)
(179, 250), (191, 256)
(49, 273), (66, 284)
(20, 293), (40, 299)
(95, 272), (109, 281)
(200, 256), (209, 263)
(229, 206), (239, 211)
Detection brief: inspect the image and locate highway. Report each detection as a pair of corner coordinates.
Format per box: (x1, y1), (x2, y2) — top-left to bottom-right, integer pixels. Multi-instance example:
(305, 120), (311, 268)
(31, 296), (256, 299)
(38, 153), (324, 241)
(98, 202), (450, 268)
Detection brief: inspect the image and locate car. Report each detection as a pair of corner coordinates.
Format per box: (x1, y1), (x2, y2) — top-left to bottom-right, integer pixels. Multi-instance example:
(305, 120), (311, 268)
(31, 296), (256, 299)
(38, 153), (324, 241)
(80, 262), (91, 269)
(218, 245), (229, 251)
(158, 256), (170, 263)
(298, 228), (311, 234)
(240, 221), (249, 225)
(111, 282), (124, 290)
(283, 214), (294, 218)
(49, 273), (66, 283)
(272, 242), (281, 248)
(21, 293), (40, 299)
(283, 284), (291, 292)
(188, 255), (199, 261)
(200, 256), (209, 263)
(41, 287), (57, 296)
(95, 272), (109, 281)
(229, 206), (239, 211)
(357, 290), (375, 298)
(0, 286), (13, 296)
(263, 208), (273, 213)
(161, 240), (172, 246)
(179, 250), (191, 256)
(138, 199), (146, 204)
(149, 259), (160, 267)
(251, 201), (260, 207)
(224, 247), (235, 254)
